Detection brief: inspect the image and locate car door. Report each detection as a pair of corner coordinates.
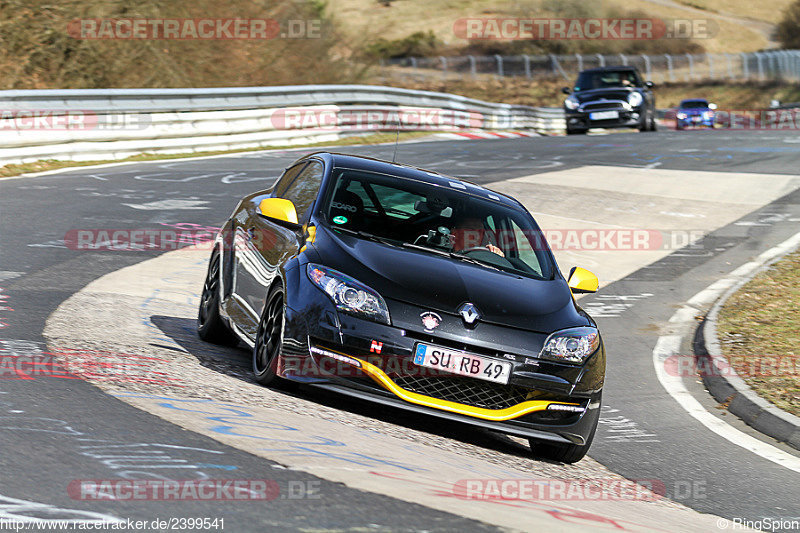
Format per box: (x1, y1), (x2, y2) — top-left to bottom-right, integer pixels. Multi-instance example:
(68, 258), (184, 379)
(230, 160), (325, 339)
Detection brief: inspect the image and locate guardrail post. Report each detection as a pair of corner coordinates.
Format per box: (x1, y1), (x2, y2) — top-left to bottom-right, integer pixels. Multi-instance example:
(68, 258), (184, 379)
(725, 53), (734, 79)
(495, 54), (504, 78)
(619, 53), (627, 66)
(468, 55), (477, 79)
(686, 53), (694, 81)
(665, 54), (674, 81)
(707, 53), (714, 79)
(756, 53), (764, 80)
(641, 54), (652, 80)
(596, 53), (605, 67)
(439, 56), (448, 80)
(523, 54), (531, 78)
(575, 53), (583, 72)
(741, 53), (749, 79)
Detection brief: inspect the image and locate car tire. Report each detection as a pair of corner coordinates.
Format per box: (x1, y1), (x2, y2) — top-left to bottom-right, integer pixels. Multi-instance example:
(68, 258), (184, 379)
(198, 250), (238, 345)
(566, 127), (584, 135)
(253, 284), (286, 386)
(528, 401), (600, 464)
(638, 113), (650, 132)
(648, 112), (657, 131)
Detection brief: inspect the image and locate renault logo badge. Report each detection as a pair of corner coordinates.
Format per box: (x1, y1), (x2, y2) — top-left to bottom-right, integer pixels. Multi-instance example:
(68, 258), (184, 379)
(458, 303), (481, 327)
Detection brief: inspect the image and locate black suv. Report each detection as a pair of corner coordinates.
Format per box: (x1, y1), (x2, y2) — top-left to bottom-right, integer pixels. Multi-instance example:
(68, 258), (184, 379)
(562, 66), (656, 134)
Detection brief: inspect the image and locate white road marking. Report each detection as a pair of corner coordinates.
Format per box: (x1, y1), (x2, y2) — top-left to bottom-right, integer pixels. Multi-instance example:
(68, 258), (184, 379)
(653, 230), (800, 474)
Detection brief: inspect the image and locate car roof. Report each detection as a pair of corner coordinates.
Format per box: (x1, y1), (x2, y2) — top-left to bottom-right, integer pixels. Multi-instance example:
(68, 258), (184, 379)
(303, 151), (522, 209)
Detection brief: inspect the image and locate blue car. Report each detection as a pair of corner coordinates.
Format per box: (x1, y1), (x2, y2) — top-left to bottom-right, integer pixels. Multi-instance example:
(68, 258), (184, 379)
(675, 98), (716, 129)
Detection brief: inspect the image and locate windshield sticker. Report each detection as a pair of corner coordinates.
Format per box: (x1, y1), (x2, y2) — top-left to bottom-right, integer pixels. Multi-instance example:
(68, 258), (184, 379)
(332, 215), (348, 225)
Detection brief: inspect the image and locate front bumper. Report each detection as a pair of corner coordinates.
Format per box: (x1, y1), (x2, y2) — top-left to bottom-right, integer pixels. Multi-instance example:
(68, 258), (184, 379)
(566, 108), (643, 131)
(278, 290), (604, 445)
(676, 117), (714, 128)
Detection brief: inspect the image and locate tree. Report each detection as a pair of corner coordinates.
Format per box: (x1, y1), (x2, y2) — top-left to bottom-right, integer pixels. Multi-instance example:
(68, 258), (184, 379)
(776, 0), (800, 49)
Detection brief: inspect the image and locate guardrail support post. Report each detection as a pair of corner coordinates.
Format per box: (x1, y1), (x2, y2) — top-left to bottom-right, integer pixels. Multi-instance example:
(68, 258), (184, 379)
(596, 53), (605, 67)
(619, 53), (627, 66)
(468, 55), (477, 79)
(641, 54), (652, 80)
(741, 53), (749, 79)
(707, 53), (714, 79)
(725, 53), (733, 79)
(575, 53), (583, 72)
(665, 54), (674, 82)
(439, 56), (448, 80)
(686, 53), (693, 81)
(757, 53), (764, 80)
(523, 54), (531, 78)
(494, 54), (504, 78)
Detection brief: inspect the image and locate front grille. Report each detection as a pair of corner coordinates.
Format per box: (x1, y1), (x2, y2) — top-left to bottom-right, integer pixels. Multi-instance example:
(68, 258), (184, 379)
(393, 374), (530, 410)
(582, 102), (624, 112)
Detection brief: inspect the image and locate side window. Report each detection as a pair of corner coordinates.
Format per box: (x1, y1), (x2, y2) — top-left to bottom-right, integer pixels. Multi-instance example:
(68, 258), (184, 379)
(280, 161), (324, 224)
(273, 163), (307, 197)
(509, 219), (543, 276)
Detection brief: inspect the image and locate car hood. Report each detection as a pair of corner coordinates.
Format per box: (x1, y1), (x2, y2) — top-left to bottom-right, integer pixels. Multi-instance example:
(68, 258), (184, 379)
(310, 226), (588, 333)
(574, 87), (636, 103)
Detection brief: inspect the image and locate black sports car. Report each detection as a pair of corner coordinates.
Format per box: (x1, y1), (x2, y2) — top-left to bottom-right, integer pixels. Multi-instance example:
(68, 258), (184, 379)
(562, 66), (656, 134)
(198, 152), (605, 463)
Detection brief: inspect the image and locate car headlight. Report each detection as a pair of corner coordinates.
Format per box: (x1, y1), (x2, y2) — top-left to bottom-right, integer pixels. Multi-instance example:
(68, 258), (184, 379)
(540, 326), (600, 364)
(307, 263), (390, 324)
(627, 92), (643, 108)
(564, 95), (580, 110)
(676, 112), (687, 120)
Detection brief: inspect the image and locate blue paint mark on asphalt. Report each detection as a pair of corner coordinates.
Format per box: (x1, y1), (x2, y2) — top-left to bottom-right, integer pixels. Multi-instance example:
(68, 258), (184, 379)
(194, 463), (238, 470)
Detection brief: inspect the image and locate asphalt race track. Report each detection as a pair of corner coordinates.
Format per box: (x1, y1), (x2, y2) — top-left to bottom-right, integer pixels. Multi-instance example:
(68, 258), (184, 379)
(2, 128), (800, 531)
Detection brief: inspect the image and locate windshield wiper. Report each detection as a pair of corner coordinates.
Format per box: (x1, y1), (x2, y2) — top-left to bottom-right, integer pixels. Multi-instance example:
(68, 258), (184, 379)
(333, 226), (399, 246)
(401, 242), (450, 257)
(448, 252), (501, 271)
(402, 243), (502, 272)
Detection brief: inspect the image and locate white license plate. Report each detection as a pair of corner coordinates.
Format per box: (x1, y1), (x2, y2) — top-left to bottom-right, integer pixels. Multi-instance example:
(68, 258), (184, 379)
(589, 110), (619, 120)
(413, 343), (512, 385)
(692, 116), (701, 122)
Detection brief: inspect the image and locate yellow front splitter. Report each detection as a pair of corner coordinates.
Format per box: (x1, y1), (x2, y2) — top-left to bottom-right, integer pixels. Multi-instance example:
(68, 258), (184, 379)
(345, 353), (582, 422)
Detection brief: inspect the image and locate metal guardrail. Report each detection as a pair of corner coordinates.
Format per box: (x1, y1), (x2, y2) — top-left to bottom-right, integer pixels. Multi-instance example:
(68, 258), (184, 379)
(383, 50), (800, 84)
(0, 85), (564, 165)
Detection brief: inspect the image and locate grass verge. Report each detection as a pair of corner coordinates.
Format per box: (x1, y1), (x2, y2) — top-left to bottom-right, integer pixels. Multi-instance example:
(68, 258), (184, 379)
(0, 131), (433, 179)
(717, 250), (800, 417)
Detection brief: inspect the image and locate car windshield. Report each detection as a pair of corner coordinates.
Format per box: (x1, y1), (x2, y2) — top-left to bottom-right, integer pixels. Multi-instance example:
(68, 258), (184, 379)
(320, 168), (555, 280)
(680, 100), (708, 109)
(574, 69), (641, 91)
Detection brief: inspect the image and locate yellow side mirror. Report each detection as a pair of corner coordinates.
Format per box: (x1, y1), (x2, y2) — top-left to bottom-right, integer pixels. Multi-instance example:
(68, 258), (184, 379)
(258, 198), (298, 225)
(568, 267), (599, 294)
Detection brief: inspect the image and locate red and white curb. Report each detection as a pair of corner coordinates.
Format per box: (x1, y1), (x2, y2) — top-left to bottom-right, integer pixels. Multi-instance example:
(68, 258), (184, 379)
(435, 130), (540, 140)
